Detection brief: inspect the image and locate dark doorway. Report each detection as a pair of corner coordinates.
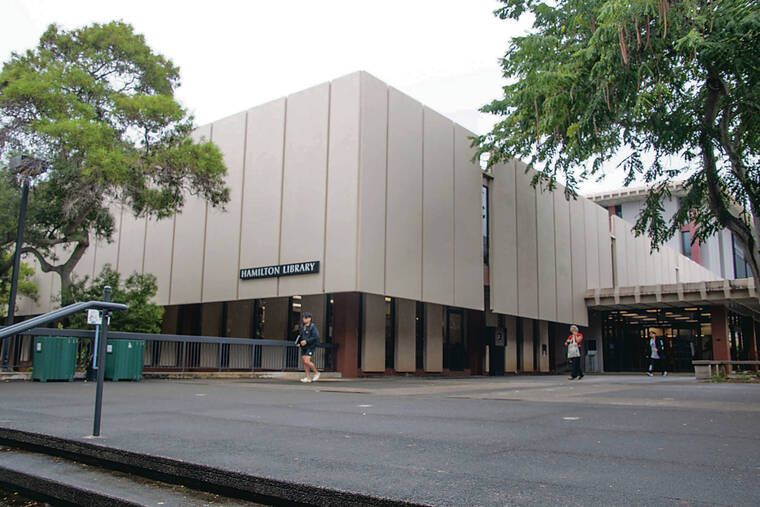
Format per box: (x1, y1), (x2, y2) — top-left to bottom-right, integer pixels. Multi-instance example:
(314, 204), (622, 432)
(415, 302), (425, 370)
(444, 309), (467, 371)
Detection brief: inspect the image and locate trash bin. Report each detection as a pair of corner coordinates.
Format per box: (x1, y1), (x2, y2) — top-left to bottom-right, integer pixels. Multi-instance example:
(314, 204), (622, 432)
(105, 339), (144, 381)
(32, 337), (78, 382)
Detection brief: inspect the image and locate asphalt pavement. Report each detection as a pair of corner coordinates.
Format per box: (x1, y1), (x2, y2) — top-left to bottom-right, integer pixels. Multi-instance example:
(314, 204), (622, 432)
(1, 375), (759, 506)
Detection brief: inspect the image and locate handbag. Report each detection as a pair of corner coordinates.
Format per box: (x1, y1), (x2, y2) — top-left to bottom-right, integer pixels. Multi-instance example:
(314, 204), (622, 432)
(567, 338), (580, 358)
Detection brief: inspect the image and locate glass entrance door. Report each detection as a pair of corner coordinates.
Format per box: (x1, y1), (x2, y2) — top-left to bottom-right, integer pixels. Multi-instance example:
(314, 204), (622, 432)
(444, 309), (467, 371)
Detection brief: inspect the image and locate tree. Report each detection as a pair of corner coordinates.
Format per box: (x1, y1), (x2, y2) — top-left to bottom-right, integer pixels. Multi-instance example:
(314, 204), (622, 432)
(0, 250), (38, 319)
(0, 21), (229, 296)
(476, 0), (760, 289)
(67, 265), (163, 333)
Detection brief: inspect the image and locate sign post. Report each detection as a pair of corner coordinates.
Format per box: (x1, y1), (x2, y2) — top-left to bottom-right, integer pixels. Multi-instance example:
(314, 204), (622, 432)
(92, 286), (111, 437)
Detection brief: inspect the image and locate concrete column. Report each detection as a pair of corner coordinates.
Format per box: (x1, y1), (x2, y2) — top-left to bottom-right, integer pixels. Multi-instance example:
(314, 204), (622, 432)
(424, 303), (443, 372)
(505, 315), (517, 373)
(395, 298), (416, 372)
(711, 306), (731, 362)
(332, 292), (359, 378)
(361, 294), (386, 372)
(521, 318), (534, 372)
(538, 320), (550, 372)
(740, 317), (758, 370)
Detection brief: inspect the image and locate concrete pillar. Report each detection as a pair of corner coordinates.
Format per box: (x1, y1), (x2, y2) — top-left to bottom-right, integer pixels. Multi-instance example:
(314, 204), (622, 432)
(395, 298), (416, 372)
(538, 320), (550, 372)
(711, 306), (731, 362)
(521, 318), (534, 372)
(505, 315), (517, 373)
(361, 294), (386, 372)
(424, 303), (443, 372)
(332, 292), (359, 378)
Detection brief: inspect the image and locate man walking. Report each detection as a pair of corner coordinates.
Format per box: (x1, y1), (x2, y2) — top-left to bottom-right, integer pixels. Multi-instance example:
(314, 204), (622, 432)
(298, 312), (320, 383)
(646, 330), (668, 377)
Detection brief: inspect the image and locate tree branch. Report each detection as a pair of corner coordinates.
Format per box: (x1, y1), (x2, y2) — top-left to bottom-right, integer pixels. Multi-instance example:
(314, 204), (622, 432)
(20, 246), (61, 274)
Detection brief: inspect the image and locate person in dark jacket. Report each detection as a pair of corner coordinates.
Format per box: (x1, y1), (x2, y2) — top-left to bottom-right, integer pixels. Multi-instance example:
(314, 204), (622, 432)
(646, 330), (668, 377)
(298, 312), (320, 383)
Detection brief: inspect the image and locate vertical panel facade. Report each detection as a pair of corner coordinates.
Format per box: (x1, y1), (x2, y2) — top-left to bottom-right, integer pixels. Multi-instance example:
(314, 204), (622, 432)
(278, 83), (330, 297)
(489, 161), (518, 315)
(569, 197), (588, 326)
(385, 87), (423, 301)
(515, 163), (539, 319)
(203, 111), (247, 302)
(422, 108), (454, 305)
(553, 191), (573, 323)
(536, 184), (557, 321)
(324, 73), (361, 293)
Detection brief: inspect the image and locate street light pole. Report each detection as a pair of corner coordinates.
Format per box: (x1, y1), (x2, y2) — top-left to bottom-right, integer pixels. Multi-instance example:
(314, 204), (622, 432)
(1, 177), (30, 372)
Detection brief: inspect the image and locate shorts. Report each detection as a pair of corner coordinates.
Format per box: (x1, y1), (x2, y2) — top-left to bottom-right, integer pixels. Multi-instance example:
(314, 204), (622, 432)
(302, 349), (315, 357)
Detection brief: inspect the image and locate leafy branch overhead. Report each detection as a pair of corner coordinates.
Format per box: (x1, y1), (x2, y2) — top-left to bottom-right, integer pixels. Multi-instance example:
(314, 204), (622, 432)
(0, 21), (229, 294)
(477, 0), (760, 287)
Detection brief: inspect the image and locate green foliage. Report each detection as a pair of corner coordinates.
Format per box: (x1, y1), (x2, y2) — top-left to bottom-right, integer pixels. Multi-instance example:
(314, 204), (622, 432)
(0, 249), (38, 318)
(0, 21), (229, 293)
(478, 0), (760, 286)
(66, 265), (163, 334)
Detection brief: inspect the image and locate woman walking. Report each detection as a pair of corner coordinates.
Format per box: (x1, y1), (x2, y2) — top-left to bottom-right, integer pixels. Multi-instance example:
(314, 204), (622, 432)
(566, 325), (583, 380)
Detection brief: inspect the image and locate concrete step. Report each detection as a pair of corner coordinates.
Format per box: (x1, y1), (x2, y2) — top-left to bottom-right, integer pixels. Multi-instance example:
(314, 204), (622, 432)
(0, 446), (263, 507)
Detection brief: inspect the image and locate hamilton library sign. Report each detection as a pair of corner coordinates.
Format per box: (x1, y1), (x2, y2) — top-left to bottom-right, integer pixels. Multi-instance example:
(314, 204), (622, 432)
(240, 261), (320, 280)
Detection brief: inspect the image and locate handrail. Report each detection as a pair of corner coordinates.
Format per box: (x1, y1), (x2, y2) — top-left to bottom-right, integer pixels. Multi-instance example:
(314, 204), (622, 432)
(0, 301), (128, 340)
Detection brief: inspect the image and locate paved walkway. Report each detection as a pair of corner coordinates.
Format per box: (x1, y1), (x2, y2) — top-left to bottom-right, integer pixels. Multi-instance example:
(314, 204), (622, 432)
(2, 375), (759, 506)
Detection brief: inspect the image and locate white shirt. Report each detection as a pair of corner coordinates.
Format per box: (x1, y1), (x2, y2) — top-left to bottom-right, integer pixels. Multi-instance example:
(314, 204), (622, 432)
(650, 338), (660, 359)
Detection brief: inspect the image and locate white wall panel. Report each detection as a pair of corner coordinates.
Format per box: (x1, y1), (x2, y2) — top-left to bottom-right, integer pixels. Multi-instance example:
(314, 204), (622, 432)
(515, 162), (538, 319)
(596, 207), (613, 288)
(584, 199), (600, 289)
(362, 293), (386, 372)
(453, 125), (484, 310)
(424, 302), (443, 372)
(536, 184), (557, 321)
(489, 161), (518, 315)
(169, 124), (210, 305)
(569, 197), (588, 326)
(385, 87), (423, 300)
(278, 83), (330, 296)
(238, 98), (286, 301)
(357, 72), (388, 294)
(553, 191), (573, 324)
(92, 205), (123, 276)
(143, 217), (175, 306)
(117, 209), (146, 276)
(422, 107), (454, 305)
(324, 73), (360, 293)
(203, 112), (246, 303)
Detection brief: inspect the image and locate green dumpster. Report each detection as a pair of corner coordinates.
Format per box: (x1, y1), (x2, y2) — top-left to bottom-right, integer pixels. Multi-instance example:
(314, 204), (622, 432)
(32, 337), (78, 382)
(105, 340), (144, 381)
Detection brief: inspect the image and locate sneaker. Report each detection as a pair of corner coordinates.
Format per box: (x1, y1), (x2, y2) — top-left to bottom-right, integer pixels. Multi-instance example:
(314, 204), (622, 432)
(647, 372), (654, 377)
(568, 376), (575, 380)
(577, 375), (583, 380)
(312, 372), (321, 382)
(662, 371), (668, 377)
(300, 377), (311, 383)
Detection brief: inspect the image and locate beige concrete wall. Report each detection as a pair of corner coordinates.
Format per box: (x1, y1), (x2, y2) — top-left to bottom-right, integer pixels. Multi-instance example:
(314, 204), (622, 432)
(515, 162), (539, 319)
(454, 126), (485, 310)
(395, 298), (416, 372)
(424, 302), (444, 372)
(116, 209), (146, 276)
(385, 87), (424, 301)
(203, 112), (247, 303)
(93, 205), (122, 276)
(324, 73), (360, 293)
(569, 197), (588, 326)
(362, 293), (386, 372)
(422, 108), (455, 305)
(553, 191), (573, 324)
(278, 83), (330, 297)
(169, 124), (210, 305)
(536, 181), (557, 322)
(142, 217), (174, 306)
(521, 318), (534, 372)
(356, 72), (388, 294)
(238, 98), (286, 301)
(490, 161), (518, 316)
(505, 315), (517, 373)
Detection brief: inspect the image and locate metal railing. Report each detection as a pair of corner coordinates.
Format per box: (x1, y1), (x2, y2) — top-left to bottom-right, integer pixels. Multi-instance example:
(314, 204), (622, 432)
(4, 328), (337, 373)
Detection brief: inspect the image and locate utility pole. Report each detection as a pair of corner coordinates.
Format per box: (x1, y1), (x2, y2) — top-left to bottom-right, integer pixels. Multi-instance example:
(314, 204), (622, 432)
(1, 168), (30, 372)
(92, 285), (111, 437)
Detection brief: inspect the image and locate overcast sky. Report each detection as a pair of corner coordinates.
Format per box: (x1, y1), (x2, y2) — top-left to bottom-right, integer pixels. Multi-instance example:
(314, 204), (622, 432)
(2, 0), (634, 193)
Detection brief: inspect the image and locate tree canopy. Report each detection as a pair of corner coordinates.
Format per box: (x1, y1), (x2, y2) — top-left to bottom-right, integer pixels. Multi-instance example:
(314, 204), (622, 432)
(477, 0), (760, 287)
(0, 21), (229, 295)
(67, 265), (163, 333)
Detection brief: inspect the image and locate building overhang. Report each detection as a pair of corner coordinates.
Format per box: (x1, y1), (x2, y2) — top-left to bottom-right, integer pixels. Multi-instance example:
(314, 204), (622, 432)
(585, 278), (760, 321)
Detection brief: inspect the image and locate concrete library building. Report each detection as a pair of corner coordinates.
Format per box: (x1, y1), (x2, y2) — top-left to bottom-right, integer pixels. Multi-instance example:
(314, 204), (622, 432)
(17, 72), (760, 376)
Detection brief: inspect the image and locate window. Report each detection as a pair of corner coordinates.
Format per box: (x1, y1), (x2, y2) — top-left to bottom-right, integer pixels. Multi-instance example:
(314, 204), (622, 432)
(614, 204), (622, 218)
(482, 185), (489, 265)
(681, 230), (692, 259)
(732, 234), (751, 279)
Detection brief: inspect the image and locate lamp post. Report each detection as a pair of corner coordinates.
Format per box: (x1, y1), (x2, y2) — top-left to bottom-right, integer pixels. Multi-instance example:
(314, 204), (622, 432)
(1, 156), (32, 372)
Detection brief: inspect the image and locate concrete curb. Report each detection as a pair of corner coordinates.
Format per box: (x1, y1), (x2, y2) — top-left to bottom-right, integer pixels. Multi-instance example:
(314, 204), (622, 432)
(0, 427), (426, 507)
